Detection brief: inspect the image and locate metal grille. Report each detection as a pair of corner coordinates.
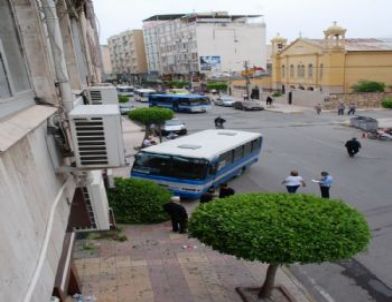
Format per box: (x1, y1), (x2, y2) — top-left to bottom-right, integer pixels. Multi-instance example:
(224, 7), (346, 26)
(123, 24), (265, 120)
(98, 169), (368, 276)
(74, 117), (109, 166)
(82, 187), (96, 229)
(89, 90), (103, 104)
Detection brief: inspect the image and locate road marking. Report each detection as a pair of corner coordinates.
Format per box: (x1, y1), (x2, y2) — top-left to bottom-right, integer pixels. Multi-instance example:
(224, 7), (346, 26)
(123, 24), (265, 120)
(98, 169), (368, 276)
(301, 270), (336, 302)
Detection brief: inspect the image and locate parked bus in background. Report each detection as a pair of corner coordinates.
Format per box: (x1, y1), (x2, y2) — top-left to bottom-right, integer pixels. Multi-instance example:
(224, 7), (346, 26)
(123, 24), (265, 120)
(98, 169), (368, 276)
(131, 129), (263, 199)
(117, 85), (134, 97)
(149, 93), (211, 113)
(134, 88), (156, 102)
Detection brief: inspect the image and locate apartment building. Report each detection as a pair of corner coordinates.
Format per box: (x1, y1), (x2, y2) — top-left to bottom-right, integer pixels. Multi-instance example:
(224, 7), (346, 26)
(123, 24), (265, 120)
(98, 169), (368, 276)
(142, 12), (267, 76)
(101, 45), (113, 80)
(108, 30), (148, 80)
(0, 0), (124, 301)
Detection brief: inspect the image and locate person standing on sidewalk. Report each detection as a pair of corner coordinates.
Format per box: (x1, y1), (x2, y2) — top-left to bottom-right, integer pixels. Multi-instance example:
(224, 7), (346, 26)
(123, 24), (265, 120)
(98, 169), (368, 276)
(266, 95), (273, 106)
(282, 170), (306, 193)
(315, 103), (322, 115)
(337, 102), (345, 115)
(347, 103), (356, 115)
(315, 171), (333, 199)
(163, 196), (188, 233)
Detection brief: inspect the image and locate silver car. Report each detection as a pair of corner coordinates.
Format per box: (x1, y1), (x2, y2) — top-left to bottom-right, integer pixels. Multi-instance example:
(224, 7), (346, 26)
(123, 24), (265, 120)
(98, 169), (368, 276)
(215, 96), (236, 107)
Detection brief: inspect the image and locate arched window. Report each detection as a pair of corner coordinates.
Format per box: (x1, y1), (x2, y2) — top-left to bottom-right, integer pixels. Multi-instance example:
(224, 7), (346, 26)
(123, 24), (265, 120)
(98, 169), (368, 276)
(281, 65), (285, 78)
(308, 64), (313, 78)
(297, 64), (301, 77)
(319, 64), (324, 80)
(290, 64), (294, 77)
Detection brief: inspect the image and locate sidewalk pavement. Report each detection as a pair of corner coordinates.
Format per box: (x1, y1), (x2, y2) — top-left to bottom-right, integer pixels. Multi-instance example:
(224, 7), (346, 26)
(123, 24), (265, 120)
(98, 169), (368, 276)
(74, 221), (315, 302)
(264, 103), (313, 114)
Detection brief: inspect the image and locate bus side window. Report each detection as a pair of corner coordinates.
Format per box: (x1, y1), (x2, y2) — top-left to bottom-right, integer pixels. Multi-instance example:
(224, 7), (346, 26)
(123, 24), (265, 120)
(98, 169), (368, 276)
(218, 151), (233, 170)
(244, 142), (252, 156)
(234, 146), (244, 161)
(209, 163), (218, 175)
(251, 139), (261, 152)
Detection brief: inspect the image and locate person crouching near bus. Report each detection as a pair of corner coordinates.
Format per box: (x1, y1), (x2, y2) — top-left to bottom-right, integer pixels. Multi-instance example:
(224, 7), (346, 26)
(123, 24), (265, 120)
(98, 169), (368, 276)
(219, 183), (235, 198)
(200, 187), (217, 203)
(163, 196), (188, 233)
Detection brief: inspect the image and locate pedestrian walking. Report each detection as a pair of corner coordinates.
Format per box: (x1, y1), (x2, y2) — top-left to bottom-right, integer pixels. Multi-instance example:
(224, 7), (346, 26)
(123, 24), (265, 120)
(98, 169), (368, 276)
(315, 103), (322, 115)
(282, 170), (306, 193)
(163, 196), (188, 233)
(347, 103), (356, 115)
(219, 183), (235, 198)
(288, 91), (293, 105)
(266, 95), (273, 106)
(313, 171), (333, 199)
(345, 137), (361, 157)
(337, 102), (345, 115)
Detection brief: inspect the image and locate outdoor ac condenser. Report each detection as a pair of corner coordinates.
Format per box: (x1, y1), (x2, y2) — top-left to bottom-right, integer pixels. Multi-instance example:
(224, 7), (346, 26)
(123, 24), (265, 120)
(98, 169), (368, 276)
(69, 105), (125, 168)
(85, 170), (111, 230)
(85, 85), (118, 105)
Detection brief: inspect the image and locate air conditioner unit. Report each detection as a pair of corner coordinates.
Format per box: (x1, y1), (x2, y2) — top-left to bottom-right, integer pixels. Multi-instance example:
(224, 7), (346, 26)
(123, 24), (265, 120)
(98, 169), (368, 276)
(85, 170), (111, 230)
(69, 105), (125, 168)
(86, 85), (118, 105)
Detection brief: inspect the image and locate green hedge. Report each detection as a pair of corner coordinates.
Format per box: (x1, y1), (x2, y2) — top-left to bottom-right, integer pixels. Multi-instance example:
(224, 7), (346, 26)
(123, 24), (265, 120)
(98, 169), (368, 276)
(381, 97), (392, 109)
(108, 178), (171, 224)
(167, 80), (189, 88)
(207, 82), (228, 91)
(189, 193), (370, 264)
(118, 95), (129, 103)
(272, 91), (282, 97)
(352, 80), (385, 92)
(128, 107), (174, 126)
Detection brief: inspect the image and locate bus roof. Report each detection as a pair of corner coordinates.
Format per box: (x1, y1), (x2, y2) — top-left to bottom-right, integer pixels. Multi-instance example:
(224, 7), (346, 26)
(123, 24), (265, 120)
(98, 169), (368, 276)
(135, 88), (156, 93)
(150, 93), (207, 99)
(142, 129), (262, 160)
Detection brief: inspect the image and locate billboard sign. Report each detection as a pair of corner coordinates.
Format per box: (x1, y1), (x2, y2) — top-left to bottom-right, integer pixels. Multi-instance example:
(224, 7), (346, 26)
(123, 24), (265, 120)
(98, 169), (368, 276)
(200, 56), (221, 71)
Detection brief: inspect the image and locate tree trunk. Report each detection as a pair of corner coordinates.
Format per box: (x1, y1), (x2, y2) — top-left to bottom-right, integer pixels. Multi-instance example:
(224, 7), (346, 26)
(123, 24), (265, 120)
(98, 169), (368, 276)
(258, 264), (279, 299)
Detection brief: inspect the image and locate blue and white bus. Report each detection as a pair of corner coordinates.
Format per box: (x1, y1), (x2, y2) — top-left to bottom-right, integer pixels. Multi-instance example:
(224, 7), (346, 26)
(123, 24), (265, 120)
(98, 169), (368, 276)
(131, 129), (262, 199)
(149, 94), (211, 113)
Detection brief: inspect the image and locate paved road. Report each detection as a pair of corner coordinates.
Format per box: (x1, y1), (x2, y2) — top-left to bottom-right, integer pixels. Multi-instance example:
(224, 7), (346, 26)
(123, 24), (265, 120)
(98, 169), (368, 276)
(170, 104), (392, 302)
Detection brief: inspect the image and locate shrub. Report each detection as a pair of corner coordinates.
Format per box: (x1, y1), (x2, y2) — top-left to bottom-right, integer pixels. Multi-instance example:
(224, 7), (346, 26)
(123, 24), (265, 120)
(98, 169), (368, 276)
(272, 91), (282, 97)
(118, 95), (129, 103)
(352, 80), (385, 92)
(207, 82), (228, 92)
(128, 107), (173, 126)
(381, 97), (392, 109)
(189, 193), (370, 298)
(108, 178), (171, 224)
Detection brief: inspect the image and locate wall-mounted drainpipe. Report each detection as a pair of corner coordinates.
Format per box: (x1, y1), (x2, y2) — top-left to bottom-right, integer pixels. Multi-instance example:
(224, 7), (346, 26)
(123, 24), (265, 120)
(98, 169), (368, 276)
(40, 0), (74, 113)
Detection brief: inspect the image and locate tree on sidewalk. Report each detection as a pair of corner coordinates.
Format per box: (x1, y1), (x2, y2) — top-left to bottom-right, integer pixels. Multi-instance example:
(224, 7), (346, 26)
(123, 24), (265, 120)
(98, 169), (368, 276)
(188, 193), (370, 300)
(128, 107), (173, 145)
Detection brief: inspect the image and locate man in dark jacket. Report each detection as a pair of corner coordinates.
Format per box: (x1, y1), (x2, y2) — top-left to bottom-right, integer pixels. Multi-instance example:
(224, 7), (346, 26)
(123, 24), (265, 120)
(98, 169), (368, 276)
(219, 183), (235, 198)
(214, 116), (226, 129)
(163, 196), (188, 233)
(345, 137), (361, 157)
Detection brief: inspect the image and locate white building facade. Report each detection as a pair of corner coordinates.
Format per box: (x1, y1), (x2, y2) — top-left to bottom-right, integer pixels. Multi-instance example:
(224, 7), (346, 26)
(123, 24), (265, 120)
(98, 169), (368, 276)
(0, 0), (119, 301)
(142, 12), (267, 76)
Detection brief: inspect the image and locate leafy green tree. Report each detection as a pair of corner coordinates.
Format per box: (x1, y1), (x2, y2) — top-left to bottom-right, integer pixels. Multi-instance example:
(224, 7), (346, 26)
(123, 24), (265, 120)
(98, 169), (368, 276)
(352, 80), (385, 92)
(107, 178), (171, 224)
(207, 82), (228, 92)
(189, 193), (370, 299)
(381, 96), (392, 109)
(118, 95), (129, 103)
(128, 107), (174, 143)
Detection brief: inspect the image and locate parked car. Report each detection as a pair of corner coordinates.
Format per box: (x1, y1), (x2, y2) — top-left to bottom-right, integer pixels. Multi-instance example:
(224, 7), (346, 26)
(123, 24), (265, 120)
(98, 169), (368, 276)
(233, 100), (264, 111)
(161, 119), (187, 136)
(119, 103), (134, 115)
(214, 96), (236, 107)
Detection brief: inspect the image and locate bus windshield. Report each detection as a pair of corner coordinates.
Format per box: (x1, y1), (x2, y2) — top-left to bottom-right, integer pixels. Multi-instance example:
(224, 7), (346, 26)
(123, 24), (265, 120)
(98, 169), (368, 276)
(133, 152), (208, 180)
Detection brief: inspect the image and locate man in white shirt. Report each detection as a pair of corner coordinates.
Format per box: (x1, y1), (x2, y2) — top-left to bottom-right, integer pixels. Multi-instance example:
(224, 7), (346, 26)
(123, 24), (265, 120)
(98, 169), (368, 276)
(282, 170), (306, 193)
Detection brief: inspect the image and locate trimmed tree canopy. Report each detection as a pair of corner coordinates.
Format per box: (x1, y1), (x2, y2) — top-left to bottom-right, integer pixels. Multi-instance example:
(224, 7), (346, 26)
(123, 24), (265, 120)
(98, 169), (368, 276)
(352, 80), (385, 92)
(128, 107), (174, 126)
(189, 193), (370, 264)
(108, 178), (171, 224)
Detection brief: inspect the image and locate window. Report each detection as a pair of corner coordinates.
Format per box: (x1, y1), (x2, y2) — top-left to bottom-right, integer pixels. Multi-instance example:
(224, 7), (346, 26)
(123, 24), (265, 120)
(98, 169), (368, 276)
(244, 142), (252, 156)
(319, 64), (324, 80)
(297, 64), (305, 78)
(0, 0), (32, 119)
(251, 138), (261, 151)
(290, 64), (294, 77)
(308, 64), (313, 78)
(281, 65), (285, 78)
(218, 151), (233, 170)
(234, 146), (244, 161)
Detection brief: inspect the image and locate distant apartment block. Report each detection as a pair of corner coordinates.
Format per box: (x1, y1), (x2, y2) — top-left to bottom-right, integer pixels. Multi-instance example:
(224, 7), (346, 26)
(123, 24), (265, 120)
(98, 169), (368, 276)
(108, 30), (148, 78)
(101, 45), (113, 79)
(142, 12), (267, 76)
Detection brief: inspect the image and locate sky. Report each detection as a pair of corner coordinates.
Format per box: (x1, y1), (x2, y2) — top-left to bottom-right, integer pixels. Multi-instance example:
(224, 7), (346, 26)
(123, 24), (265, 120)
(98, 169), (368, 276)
(93, 0), (392, 44)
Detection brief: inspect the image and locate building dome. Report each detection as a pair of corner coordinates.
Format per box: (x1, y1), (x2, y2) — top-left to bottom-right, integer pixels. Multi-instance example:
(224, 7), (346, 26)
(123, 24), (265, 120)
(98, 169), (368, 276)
(324, 22), (346, 37)
(271, 33), (287, 44)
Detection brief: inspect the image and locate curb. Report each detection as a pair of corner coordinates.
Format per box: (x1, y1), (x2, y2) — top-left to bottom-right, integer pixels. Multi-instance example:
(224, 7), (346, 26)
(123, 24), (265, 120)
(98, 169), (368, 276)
(281, 266), (317, 302)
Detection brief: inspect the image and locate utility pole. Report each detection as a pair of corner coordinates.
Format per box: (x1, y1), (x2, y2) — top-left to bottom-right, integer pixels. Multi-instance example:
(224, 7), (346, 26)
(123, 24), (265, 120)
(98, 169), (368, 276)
(244, 60), (251, 100)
